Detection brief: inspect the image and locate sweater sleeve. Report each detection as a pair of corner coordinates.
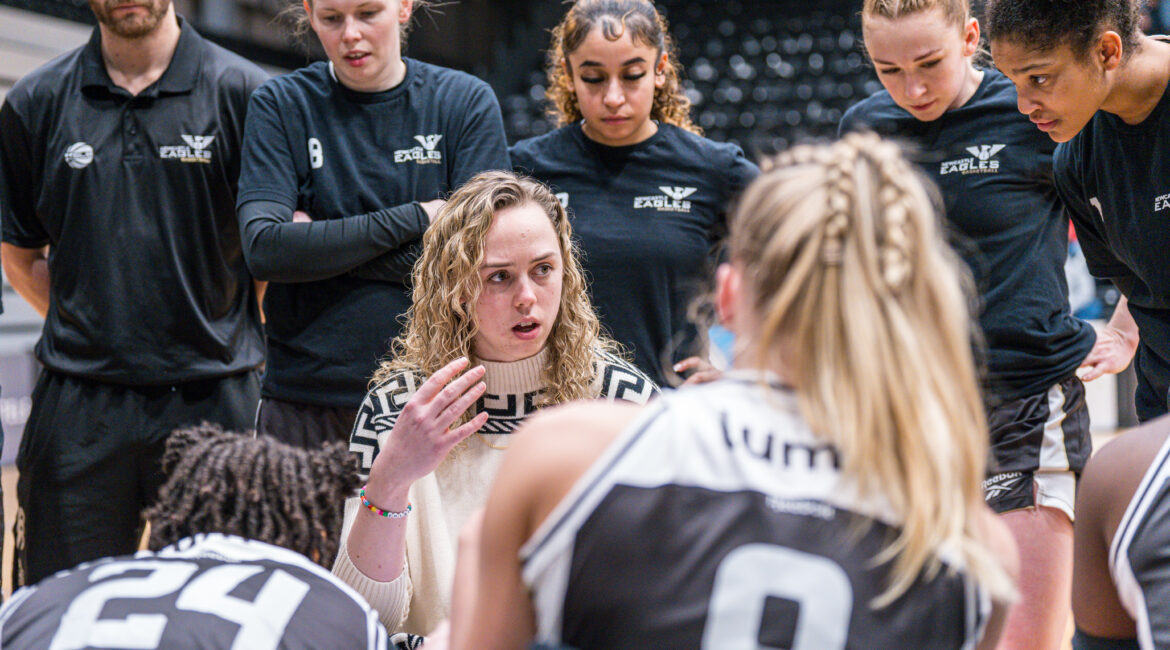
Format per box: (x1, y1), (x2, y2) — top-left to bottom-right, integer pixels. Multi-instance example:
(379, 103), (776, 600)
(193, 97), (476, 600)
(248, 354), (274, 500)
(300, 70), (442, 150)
(350, 372), (424, 482)
(593, 350), (660, 403)
(333, 497), (413, 632)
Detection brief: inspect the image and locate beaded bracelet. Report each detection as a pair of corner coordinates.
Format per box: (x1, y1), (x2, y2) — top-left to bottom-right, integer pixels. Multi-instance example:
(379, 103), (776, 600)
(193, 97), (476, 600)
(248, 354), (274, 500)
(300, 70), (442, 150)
(359, 487), (412, 519)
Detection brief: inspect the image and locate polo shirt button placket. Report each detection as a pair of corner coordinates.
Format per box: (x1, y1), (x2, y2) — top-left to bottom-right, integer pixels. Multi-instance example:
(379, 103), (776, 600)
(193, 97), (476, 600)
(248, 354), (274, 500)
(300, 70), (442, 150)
(123, 106), (140, 160)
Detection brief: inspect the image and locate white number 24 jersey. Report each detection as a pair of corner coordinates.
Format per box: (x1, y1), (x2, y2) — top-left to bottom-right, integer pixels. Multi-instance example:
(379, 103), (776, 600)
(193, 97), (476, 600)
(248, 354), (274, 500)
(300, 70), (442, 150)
(0, 533), (387, 650)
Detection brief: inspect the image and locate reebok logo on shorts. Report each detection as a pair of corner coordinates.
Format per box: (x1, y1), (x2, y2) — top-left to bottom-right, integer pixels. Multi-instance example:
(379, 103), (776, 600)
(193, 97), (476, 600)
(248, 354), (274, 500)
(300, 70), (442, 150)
(159, 135), (215, 163)
(982, 471), (1023, 498)
(634, 186), (697, 212)
(394, 134), (443, 164)
(940, 144), (1005, 175)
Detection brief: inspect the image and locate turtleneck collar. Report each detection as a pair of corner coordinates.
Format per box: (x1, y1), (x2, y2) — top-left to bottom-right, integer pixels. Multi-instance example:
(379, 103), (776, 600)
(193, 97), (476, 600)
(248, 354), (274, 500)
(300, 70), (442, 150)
(475, 347), (549, 396)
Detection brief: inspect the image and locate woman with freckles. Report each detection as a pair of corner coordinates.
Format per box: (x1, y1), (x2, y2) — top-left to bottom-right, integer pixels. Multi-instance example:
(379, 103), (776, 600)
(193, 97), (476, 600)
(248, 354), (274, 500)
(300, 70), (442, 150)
(839, 1), (1096, 647)
(236, 0), (509, 448)
(331, 171), (657, 637)
(510, 0), (759, 389)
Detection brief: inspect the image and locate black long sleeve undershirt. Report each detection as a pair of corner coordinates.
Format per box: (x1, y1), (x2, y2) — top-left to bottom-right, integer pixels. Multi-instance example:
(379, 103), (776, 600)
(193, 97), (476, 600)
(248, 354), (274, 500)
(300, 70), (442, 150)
(238, 199), (427, 283)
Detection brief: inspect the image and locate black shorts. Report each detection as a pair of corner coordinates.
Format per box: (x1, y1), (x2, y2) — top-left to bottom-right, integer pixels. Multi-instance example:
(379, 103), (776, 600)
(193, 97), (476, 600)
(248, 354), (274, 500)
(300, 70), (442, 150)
(983, 376), (1091, 516)
(13, 369), (259, 587)
(255, 396), (358, 448)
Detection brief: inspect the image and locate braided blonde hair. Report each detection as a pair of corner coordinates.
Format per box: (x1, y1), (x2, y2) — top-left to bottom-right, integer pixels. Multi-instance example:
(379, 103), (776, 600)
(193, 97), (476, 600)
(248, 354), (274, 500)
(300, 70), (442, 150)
(730, 133), (1011, 606)
(862, 0), (990, 68)
(862, 0), (970, 27)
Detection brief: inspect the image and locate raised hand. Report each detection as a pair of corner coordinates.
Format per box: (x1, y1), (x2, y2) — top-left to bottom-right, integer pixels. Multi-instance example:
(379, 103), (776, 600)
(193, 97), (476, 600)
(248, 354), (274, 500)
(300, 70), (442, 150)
(366, 358), (489, 499)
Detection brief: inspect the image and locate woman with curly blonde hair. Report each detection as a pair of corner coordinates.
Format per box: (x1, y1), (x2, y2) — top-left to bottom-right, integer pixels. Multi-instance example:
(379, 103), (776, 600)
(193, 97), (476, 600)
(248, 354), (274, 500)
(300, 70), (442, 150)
(332, 170), (657, 637)
(511, 0), (759, 388)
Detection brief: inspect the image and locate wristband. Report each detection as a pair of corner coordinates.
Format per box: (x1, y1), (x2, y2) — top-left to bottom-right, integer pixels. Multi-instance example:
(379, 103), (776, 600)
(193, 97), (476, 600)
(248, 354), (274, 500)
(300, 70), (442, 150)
(359, 487), (411, 519)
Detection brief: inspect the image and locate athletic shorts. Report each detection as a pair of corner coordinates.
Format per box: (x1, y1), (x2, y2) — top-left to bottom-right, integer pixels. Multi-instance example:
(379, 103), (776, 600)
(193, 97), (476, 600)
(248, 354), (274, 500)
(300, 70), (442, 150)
(983, 376), (1091, 519)
(255, 396), (358, 449)
(13, 369), (260, 587)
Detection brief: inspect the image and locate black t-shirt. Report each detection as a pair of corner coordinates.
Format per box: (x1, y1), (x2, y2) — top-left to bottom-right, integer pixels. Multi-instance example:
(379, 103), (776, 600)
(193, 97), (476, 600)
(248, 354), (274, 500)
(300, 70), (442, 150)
(840, 69), (1094, 403)
(0, 534), (387, 649)
(237, 59), (510, 407)
(0, 19), (267, 384)
(1054, 82), (1170, 422)
(510, 124), (759, 387)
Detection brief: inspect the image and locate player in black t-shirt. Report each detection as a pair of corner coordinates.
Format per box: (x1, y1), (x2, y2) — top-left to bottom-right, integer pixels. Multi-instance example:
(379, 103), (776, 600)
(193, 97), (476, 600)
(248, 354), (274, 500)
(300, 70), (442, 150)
(842, 3), (1096, 647)
(510, 0), (759, 388)
(0, 0), (267, 587)
(237, 0), (509, 448)
(451, 135), (1018, 650)
(0, 425), (387, 649)
(987, 0), (1170, 425)
(1071, 415), (1170, 650)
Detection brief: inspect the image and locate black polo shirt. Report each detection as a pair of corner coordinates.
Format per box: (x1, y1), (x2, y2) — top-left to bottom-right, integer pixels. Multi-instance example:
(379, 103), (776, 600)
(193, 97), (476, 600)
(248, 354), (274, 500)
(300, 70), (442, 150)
(840, 69), (1095, 403)
(1054, 80), (1170, 422)
(0, 17), (267, 384)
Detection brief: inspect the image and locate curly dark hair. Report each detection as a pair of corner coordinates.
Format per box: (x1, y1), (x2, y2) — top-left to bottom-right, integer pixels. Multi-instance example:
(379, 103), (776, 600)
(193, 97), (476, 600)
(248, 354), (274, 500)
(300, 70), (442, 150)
(984, 0), (1143, 59)
(144, 423), (360, 568)
(546, 0), (700, 134)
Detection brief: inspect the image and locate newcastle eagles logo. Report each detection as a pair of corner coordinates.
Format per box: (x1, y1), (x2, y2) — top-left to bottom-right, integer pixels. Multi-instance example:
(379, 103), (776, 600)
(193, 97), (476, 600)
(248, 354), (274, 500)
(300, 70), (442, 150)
(634, 186), (698, 212)
(940, 143), (1005, 176)
(395, 134), (443, 164)
(160, 134), (215, 163)
(966, 144), (1006, 161)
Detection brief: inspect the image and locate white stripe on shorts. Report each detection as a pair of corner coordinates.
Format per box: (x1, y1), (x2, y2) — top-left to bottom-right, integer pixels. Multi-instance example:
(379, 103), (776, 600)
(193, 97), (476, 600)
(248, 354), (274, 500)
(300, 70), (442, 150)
(1038, 383), (1072, 472)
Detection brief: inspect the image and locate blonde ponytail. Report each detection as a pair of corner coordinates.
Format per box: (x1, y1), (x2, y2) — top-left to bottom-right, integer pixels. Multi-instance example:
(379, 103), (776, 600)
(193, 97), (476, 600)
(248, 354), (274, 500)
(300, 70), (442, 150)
(730, 132), (1012, 606)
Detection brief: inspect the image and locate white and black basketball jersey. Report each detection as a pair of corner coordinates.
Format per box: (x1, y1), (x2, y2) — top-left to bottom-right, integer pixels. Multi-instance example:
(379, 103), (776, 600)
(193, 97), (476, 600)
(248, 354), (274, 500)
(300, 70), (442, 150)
(1110, 434), (1170, 649)
(522, 374), (991, 649)
(0, 534), (387, 650)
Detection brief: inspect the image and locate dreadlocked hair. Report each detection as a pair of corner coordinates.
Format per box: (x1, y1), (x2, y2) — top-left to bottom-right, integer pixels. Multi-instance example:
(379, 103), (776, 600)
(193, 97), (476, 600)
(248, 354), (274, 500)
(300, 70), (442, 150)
(984, 0), (1143, 60)
(546, 0), (699, 134)
(730, 133), (1013, 608)
(144, 423), (360, 568)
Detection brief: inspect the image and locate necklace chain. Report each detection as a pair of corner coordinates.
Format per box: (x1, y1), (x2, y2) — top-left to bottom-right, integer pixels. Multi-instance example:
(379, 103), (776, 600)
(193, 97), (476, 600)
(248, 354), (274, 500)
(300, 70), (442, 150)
(474, 432), (510, 450)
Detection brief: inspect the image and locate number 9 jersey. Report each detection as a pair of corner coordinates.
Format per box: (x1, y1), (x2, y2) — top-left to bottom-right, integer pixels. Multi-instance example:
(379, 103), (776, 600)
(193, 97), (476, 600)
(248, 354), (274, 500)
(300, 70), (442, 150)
(0, 534), (387, 650)
(521, 374), (993, 649)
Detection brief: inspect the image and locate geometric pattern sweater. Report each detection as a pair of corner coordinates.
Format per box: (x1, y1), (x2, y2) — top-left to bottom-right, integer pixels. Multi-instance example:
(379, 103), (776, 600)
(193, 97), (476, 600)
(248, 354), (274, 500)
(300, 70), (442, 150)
(333, 346), (657, 634)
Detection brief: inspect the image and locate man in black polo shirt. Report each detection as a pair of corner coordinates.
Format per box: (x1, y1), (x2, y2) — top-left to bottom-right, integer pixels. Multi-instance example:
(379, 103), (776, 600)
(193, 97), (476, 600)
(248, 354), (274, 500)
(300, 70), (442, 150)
(0, 0), (267, 586)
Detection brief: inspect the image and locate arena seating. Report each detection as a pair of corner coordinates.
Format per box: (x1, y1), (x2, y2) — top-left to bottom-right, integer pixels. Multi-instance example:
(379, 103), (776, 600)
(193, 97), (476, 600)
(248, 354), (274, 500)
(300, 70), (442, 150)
(498, 0), (877, 157)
